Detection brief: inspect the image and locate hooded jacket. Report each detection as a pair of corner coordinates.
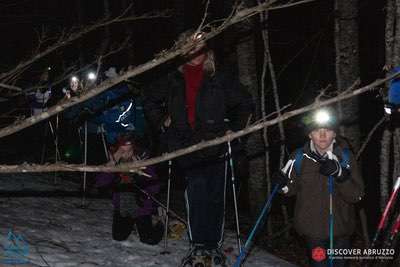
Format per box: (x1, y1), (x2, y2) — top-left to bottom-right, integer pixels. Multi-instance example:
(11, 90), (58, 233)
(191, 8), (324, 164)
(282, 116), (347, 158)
(282, 138), (364, 239)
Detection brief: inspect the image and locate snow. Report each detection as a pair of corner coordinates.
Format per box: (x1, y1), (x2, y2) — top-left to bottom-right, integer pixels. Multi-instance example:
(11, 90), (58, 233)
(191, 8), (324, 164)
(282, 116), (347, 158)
(0, 173), (297, 267)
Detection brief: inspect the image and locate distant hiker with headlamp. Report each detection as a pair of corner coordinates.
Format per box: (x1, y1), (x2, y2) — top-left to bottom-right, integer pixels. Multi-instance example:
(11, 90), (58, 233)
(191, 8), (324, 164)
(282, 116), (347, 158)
(272, 108), (364, 267)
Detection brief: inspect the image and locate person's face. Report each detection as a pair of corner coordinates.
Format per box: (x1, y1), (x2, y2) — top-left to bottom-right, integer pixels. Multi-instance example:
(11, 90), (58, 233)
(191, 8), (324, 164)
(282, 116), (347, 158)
(119, 143), (132, 153)
(118, 143), (135, 160)
(186, 33), (207, 66)
(70, 79), (79, 91)
(40, 71), (48, 82)
(309, 128), (336, 153)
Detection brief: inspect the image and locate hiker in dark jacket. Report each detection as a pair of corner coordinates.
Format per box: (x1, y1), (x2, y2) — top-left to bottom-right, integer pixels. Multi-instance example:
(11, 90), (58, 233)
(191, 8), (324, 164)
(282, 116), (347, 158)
(273, 108), (364, 267)
(143, 30), (253, 265)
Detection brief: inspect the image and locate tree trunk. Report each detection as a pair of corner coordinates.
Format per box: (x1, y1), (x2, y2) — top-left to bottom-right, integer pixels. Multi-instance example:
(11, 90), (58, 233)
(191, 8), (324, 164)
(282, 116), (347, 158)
(394, 0), (400, 64)
(75, 0), (85, 68)
(386, 0), (395, 69)
(380, 129), (392, 211)
(258, 5), (289, 237)
(121, 0), (135, 63)
(334, 0), (360, 150)
(236, 0), (267, 217)
(173, 0), (185, 36)
(98, 0), (111, 56)
(335, 0), (371, 246)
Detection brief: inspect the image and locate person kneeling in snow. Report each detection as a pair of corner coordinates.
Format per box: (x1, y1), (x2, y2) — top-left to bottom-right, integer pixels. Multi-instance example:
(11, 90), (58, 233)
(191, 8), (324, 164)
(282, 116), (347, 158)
(95, 134), (164, 245)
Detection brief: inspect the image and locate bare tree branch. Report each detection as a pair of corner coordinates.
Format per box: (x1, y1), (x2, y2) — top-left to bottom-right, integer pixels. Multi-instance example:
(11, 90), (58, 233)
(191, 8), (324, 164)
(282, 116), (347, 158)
(0, 0), (294, 138)
(0, 8), (171, 82)
(0, 83), (22, 92)
(269, 0), (319, 10)
(356, 116), (386, 160)
(0, 73), (398, 173)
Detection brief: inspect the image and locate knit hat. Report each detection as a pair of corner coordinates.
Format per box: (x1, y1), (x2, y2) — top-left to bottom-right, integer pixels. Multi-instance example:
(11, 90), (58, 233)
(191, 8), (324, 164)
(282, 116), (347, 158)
(105, 67), (118, 79)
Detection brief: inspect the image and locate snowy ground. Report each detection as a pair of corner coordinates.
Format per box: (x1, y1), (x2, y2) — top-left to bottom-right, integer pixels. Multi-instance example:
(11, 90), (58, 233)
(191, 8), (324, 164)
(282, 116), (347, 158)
(0, 173), (297, 267)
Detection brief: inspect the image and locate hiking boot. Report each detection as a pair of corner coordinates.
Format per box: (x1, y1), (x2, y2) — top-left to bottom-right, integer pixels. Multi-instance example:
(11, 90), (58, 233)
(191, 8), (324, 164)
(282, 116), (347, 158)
(136, 215), (164, 245)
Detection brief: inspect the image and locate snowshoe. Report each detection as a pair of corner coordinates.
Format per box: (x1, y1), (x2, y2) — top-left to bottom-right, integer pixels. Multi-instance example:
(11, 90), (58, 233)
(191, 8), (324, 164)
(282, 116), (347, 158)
(206, 248), (227, 267)
(181, 246), (228, 267)
(181, 246), (210, 267)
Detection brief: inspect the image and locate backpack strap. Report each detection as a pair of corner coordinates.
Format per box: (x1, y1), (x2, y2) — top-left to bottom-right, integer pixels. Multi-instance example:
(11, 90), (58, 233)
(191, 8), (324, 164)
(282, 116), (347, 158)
(340, 147), (351, 170)
(294, 148), (304, 176)
(294, 147), (350, 176)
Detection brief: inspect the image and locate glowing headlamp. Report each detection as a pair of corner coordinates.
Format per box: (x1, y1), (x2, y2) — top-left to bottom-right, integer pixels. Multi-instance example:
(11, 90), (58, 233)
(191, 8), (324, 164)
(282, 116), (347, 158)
(71, 76), (79, 82)
(194, 32), (203, 40)
(87, 72), (97, 81)
(313, 109), (331, 125)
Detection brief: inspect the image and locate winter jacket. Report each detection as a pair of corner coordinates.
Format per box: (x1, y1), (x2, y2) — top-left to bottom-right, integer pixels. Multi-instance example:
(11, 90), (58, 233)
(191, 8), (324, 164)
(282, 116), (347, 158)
(282, 138), (364, 239)
(143, 70), (253, 166)
(27, 88), (51, 115)
(95, 150), (160, 217)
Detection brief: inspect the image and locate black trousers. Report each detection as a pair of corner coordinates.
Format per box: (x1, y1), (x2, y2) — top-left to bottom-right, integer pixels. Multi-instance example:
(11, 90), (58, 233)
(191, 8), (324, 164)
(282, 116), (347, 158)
(306, 237), (350, 267)
(184, 160), (226, 249)
(112, 211), (134, 241)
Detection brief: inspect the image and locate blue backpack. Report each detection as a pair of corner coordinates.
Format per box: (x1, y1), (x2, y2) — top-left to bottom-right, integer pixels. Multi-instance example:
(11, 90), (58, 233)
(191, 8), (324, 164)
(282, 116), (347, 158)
(293, 147), (350, 176)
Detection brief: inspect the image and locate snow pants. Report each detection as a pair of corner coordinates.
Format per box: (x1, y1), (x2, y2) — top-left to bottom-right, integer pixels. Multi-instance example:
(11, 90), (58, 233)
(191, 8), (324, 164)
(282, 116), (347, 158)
(184, 159), (226, 249)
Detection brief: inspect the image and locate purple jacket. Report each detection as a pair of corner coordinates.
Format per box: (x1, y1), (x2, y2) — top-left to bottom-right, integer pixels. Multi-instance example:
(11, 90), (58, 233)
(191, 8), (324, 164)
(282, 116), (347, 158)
(95, 165), (160, 217)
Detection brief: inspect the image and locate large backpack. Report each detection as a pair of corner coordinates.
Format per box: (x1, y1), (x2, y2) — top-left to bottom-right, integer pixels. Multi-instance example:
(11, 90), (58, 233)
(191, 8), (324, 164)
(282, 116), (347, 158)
(293, 147), (350, 176)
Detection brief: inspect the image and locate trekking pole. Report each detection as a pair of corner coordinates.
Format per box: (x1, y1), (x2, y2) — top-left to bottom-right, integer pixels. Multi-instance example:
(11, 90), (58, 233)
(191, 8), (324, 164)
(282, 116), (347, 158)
(371, 177), (400, 248)
(227, 140), (243, 255)
(40, 122), (48, 164)
(161, 160), (172, 254)
(384, 211), (400, 249)
(233, 184), (280, 267)
(48, 121), (61, 161)
(328, 175), (334, 267)
(325, 151), (335, 267)
(131, 182), (187, 226)
(82, 121), (88, 207)
(48, 116), (61, 184)
(100, 125), (109, 161)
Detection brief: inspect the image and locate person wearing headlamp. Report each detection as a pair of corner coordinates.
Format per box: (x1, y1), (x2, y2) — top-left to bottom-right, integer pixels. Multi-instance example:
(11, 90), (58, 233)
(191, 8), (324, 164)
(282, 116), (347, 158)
(144, 29), (253, 266)
(63, 76), (82, 99)
(272, 108), (364, 267)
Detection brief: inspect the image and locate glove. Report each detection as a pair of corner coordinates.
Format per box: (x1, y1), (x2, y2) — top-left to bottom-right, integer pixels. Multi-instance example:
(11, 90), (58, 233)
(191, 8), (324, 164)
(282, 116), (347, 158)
(319, 159), (341, 177)
(319, 159), (351, 183)
(336, 167), (351, 183)
(272, 171), (289, 188)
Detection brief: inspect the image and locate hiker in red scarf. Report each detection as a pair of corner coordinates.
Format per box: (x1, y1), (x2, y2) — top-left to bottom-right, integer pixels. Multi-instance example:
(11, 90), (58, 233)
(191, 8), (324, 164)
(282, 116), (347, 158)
(144, 30), (253, 266)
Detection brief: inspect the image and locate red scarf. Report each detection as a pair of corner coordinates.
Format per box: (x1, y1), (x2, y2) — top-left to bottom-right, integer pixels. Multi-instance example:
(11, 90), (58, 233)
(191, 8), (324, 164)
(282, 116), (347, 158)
(183, 63), (204, 129)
